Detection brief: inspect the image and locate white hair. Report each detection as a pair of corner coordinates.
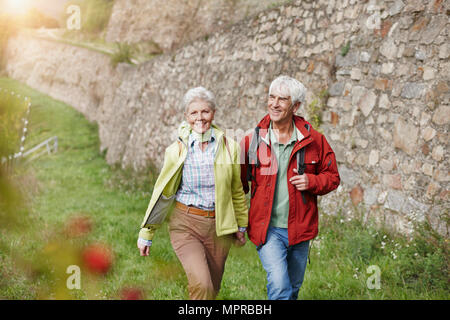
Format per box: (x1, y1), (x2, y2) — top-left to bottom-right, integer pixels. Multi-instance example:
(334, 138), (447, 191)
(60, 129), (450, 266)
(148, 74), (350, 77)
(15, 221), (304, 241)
(269, 75), (307, 105)
(182, 87), (216, 112)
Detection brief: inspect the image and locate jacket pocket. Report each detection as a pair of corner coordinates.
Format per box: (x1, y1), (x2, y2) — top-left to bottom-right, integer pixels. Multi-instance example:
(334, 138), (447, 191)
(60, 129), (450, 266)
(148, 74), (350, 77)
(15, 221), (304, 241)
(304, 153), (320, 174)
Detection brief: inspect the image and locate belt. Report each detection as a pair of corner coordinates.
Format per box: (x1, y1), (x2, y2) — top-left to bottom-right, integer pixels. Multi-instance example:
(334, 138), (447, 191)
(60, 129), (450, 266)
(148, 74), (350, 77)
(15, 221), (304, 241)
(175, 201), (215, 218)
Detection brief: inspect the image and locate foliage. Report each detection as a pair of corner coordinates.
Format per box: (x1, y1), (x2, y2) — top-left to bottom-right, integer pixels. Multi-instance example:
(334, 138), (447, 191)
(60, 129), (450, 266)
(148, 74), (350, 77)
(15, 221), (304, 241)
(306, 89), (328, 130)
(110, 42), (133, 67)
(66, 0), (115, 35)
(0, 89), (28, 158)
(301, 209), (449, 299)
(341, 41), (351, 57)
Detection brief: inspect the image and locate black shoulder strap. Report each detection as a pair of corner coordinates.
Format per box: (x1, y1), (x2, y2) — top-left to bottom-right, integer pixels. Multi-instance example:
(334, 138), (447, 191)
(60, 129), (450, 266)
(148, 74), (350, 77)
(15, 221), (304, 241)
(297, 124), (311, 204)
(296, 123), (311, 174)
(246, 126), (260, 182)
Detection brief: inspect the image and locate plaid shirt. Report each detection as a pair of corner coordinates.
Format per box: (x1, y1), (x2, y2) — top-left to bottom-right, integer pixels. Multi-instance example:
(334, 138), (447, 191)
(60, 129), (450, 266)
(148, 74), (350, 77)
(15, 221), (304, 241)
(175, 131), (216, 211)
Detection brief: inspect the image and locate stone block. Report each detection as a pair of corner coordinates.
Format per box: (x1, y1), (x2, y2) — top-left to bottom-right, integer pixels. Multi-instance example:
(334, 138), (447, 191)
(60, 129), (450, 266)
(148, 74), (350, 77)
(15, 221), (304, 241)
(422, 163), (434, 176)
(369, 149), (379, 166)
(329, 82), (345, 96)
(360, 51), (371, 62)
(432, 105), (450, 125)
(350, 185), (364, 205)
(401, 82), (425, 99)
(364, 187), (379, 205)
(431, 145), (444, 161)
(335, 51), (359, 67)
(420, 15), (447, 45)
(423, 67), (436, 80)
(384, 190), (406, 212)
(381, 62), (395, 74)
(422, 126), (437, 141)
(389, 0), (405, 16)
(439, 43), (449, 59)
(383, 174), (403, 190)
(378, 93), (391, 109)
(426, 181), (440, 199)
(380, 38), (397, 60)
(350, 68), (362, 80)
(415, 50), (426, 61)
(360, 90), (377, 117)
(393, 117), (419, 155)
(374, 78), (392, 91)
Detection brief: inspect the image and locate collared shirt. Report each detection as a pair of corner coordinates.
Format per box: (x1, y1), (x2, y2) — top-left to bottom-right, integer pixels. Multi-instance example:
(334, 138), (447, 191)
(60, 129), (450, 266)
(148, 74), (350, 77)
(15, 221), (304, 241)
(175, 129), (216, 211)
(269, 121), (297, 228)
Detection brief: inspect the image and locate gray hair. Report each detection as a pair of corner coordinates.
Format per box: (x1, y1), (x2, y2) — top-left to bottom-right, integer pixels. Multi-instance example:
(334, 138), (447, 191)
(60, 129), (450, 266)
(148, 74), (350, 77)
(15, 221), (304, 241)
(182, 87), (216, 112)
(269, 75), (307, 105)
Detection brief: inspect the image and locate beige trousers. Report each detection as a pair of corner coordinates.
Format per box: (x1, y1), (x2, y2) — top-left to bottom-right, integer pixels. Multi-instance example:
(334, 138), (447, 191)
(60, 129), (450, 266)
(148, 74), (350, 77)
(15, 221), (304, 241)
(169, 205), (232, 300)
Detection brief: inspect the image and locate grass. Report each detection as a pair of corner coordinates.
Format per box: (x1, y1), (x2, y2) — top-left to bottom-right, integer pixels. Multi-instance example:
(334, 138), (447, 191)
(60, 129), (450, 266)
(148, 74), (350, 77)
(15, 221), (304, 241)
(65, 0), (115, 35)
(0, 77), (448, 300)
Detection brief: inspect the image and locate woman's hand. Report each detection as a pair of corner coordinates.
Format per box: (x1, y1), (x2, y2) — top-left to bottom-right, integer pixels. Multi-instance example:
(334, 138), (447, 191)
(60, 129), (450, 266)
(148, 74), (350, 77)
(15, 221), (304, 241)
(137, 239), (151, 257)
(234, 231), (246, 247)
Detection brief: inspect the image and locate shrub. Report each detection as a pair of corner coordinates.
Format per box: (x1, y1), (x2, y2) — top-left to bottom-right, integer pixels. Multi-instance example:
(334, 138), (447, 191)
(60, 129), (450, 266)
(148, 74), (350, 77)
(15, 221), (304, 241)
(66, 0), (115, 35)
(110, 42), (133, 67)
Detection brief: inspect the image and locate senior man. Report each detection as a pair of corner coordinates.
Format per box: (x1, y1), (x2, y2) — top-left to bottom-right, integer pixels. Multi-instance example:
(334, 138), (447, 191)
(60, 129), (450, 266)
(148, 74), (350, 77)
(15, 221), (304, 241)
(240, 75), (340, 300)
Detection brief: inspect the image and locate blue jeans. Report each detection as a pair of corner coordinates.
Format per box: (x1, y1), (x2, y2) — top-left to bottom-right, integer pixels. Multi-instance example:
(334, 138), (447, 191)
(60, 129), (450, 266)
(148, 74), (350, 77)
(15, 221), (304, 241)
(257, 227), (310, 300)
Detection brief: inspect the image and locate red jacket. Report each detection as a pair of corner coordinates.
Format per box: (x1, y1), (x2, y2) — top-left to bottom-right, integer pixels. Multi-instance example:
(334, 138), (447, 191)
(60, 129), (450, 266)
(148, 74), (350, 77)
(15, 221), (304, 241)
(240, 115), (340, 247)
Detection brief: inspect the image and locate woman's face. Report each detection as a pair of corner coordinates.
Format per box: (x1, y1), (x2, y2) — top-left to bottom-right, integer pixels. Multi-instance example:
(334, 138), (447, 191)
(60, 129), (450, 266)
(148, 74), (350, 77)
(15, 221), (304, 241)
(185, 99), (215, 134)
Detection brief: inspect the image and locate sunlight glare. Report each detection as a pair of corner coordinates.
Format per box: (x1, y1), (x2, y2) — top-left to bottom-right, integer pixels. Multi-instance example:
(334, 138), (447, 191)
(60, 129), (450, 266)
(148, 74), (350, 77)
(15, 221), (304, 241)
(2, 0), (31, 15)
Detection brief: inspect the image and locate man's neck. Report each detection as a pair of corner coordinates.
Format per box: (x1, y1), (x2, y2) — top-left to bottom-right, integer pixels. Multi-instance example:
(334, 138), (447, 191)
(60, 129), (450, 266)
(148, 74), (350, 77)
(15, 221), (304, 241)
(271, 119), (294, 144)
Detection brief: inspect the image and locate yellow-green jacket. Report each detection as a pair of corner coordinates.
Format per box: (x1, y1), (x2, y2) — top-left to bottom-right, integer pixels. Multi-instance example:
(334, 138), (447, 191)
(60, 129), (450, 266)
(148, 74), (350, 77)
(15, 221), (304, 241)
(138, 122), (248, 241)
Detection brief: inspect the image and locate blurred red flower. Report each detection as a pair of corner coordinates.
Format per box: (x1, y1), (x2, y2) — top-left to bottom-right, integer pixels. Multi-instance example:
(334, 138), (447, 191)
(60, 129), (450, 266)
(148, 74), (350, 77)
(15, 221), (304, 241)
(65, 214), (92, 238)
(120, 287), (144, 300)
(82, 243), (113, 275)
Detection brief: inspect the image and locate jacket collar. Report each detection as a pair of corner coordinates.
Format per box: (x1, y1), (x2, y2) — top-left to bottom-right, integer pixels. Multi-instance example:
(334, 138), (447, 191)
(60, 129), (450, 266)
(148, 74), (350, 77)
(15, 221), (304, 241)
(177, 121), (224, 146)
(257, 114), (311, 145)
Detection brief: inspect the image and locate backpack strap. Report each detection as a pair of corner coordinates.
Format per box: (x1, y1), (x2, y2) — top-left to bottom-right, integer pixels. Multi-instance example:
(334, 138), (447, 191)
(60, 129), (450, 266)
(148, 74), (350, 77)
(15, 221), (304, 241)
(246, 126), (260, 183)
(222, 135), (232, 160)
(177, 137), (184, 156)
(296, 124), (311, 204)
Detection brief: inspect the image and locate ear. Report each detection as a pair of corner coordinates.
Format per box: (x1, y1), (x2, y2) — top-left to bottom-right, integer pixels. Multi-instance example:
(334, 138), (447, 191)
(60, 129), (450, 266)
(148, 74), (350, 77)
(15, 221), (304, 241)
(293, 101), (301, 113)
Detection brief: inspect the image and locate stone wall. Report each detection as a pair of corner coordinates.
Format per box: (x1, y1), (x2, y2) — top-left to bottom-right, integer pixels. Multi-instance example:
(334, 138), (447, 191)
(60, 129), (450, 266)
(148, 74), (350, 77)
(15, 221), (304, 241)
(4, 0), (449, 237)
(105, 0), (292, 51)
(5, 34), (122, 123)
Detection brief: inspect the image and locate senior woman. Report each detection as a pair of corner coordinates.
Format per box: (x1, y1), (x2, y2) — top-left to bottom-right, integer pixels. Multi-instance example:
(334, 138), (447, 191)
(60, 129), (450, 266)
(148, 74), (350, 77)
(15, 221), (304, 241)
(137, 87), (248, 300)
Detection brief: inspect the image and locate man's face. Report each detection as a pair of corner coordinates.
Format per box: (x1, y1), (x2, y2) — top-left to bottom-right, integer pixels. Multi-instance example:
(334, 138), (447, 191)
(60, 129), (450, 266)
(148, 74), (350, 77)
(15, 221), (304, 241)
(267, 87), (300, 124)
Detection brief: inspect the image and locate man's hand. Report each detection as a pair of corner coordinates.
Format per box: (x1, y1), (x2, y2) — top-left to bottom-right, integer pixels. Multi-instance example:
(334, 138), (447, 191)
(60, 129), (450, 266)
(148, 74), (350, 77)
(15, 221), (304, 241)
(137, 239), (151, 257)
(234, 231), (246, 247)
(290, 168), (309, 191)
